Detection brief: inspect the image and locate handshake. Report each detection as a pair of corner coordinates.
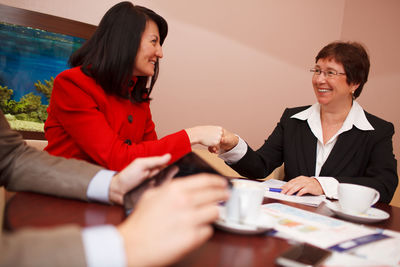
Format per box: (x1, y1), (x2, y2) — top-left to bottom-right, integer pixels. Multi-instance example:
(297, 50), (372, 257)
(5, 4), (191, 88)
(185, 126), (239, 154)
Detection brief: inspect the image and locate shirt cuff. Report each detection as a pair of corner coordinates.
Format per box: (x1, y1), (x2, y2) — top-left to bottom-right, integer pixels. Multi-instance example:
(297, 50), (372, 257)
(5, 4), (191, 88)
(218, 136), (247, 164)
(315, 176), (339, 199)
(86, 170), (116, 203)
(82, 225), (126, 267)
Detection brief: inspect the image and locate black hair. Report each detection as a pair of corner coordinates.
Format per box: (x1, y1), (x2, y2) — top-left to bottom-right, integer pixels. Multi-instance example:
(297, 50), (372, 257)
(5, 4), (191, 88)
(69, 1), (168, 102)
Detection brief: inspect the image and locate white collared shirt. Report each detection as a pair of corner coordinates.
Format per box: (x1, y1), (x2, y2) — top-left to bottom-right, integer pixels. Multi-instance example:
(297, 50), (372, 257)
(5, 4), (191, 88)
(219, 101), (374, 199)
(82, 170), (126, 267)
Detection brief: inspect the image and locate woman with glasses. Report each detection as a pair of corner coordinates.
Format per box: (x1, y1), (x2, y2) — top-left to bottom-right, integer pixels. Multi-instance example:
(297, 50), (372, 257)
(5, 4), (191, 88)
(44, 2), (223, 171)
(212, 41), (398, 203)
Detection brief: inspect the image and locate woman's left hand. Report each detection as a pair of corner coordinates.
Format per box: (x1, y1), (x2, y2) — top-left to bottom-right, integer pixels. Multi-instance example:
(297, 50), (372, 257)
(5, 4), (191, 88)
(280, 176), (324, 196)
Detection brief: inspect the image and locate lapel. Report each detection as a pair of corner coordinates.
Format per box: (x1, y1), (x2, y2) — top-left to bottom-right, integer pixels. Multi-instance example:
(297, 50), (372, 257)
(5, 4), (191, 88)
(297, 123), (317, 176)
(320, 127), (362, 176)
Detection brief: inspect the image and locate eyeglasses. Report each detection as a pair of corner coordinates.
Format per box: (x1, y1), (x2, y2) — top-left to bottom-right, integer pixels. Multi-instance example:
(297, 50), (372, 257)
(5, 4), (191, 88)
(310, 68), (346, 78)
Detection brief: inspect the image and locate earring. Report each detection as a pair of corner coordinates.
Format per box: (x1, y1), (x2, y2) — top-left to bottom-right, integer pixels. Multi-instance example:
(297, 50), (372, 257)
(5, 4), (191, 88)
(351, 91), (355, 100)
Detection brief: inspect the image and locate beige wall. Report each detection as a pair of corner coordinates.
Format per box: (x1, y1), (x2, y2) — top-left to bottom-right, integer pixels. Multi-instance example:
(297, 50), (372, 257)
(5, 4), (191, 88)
(2, 0), (399, 206)
(340, 0), (400, 206)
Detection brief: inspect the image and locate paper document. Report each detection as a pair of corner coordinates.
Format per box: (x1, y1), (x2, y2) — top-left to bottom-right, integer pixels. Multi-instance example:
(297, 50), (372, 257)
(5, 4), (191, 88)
(262, 203), (400, 266)
(349, 229), (400, 266)
(261, 179), (326, 207)
(262, 203), (386, 249)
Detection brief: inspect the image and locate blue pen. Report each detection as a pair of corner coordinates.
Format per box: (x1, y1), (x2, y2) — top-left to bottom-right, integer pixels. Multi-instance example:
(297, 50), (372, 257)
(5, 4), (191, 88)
(268, 187), (282, 193)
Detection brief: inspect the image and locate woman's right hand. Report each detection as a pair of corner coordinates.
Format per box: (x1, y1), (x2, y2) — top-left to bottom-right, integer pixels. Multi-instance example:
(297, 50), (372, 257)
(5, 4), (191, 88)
(208, 128), (239, 154)
(185, 126), (223, 147)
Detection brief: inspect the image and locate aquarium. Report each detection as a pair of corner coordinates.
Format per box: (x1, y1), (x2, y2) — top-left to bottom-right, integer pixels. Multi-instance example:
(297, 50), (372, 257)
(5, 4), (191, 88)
(0, 4), (95, 137)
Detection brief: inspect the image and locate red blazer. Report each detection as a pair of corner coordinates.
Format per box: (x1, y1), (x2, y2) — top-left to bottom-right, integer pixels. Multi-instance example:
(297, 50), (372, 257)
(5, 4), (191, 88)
(44, 67), (191, 171)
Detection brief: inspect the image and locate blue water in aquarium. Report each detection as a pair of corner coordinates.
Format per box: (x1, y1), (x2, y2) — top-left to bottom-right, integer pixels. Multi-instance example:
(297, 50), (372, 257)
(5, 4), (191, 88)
(0, 23), (85, 104)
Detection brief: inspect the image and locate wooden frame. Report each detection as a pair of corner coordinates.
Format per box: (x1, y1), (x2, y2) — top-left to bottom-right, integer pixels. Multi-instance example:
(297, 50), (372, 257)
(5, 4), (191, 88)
(0, 4), (96, 139)
(0, 4), (96, 40)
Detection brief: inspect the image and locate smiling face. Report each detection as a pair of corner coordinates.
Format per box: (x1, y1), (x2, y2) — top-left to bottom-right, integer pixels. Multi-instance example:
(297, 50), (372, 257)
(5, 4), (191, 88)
(133, 20), (163, 77)
(312, 58), (359, 109)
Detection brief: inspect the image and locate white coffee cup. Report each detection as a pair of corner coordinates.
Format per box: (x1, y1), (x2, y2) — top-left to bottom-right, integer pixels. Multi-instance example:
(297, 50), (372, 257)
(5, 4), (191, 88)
(338, 183), (380, 214)
(225, 179), (265, 225)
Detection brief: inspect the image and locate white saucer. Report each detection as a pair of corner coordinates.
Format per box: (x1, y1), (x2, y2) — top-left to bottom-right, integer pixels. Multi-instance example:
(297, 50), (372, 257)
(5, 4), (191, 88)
(214, 206), (274, 235)
(324, 201), (389, 223)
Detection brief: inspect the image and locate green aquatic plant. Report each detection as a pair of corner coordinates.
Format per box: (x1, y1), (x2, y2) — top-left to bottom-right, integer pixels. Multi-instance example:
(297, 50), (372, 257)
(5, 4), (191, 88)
(35, 77), (54, 102)
(0, 77), (54, 129)
(0, 85), (13, 101)
(0, 85), (15, 114)
(0, 85), (12, 106)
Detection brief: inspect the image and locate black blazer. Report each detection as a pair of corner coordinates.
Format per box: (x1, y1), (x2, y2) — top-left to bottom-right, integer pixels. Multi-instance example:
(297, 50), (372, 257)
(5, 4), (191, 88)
(230, 106), (398, 203)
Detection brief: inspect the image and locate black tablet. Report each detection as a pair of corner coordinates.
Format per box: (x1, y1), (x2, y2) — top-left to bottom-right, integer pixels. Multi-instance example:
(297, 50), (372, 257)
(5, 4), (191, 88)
(123, 151), (227, 215)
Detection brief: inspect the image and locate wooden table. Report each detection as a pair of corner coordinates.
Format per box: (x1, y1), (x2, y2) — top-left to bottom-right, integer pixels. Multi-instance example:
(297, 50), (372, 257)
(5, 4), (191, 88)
(5, 192), (400, 266)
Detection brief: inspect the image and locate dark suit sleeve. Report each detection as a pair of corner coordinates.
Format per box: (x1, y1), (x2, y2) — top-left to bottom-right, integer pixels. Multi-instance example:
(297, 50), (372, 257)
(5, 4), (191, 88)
(229, 109), (289, 178)
(335, 122), (398, 203)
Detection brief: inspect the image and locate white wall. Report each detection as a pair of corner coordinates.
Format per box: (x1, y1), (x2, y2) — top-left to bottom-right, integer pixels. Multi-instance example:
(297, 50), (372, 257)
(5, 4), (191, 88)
(1, 0), (399, 205)
(0, 0), (345, 149)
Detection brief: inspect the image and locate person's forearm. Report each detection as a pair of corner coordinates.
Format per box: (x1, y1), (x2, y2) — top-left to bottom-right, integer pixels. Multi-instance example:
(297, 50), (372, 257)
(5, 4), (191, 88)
(1, 114), (101, 199)
(0, 226), (87, 267)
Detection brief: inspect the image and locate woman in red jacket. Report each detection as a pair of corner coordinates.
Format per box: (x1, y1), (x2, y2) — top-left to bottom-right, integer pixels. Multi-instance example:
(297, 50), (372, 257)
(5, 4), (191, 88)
(44, 2), (222, 171)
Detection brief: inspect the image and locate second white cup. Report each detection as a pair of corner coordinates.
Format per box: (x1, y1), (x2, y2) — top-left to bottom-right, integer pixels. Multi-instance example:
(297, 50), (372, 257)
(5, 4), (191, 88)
(225, 179), (265, 225)
(338, 183), (380, 214)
